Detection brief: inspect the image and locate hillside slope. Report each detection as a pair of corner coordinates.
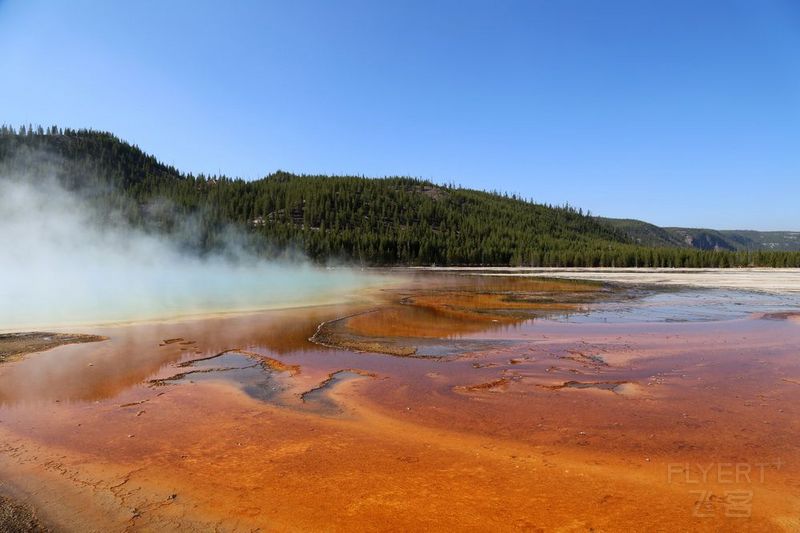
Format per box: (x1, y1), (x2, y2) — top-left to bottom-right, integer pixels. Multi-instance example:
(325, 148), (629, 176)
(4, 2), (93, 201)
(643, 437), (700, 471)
(715, 230), (800, 251)
(600, 216), (800, 252)
(1, 126), (799, 267)
(597, 218), (686, 248)
(0, 127), (631, 265)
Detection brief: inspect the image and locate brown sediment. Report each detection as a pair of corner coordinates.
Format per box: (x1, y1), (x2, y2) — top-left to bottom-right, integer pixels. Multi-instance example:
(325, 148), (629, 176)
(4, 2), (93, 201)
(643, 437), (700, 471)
(238, 350), (302, 375)
(761, 311), (800, 323)
(0, 495), (48, 532)
(310, 311), (420, 356)
(299, 369), (376, 402)
(542, 379), (628, 390)
(454, 377), (510, 393)
(538, 379), (645, 397)
(118, 399), (148, 408)
(150, 347), (368, 416)
(180, 349), (302, 376)
(313, 334), (419, 357)
(148, 366), (242, 387)
(404, 290), (585, 321)
(310, 276), (612, 356)
(150, 349), (301, 389)
(562, 349), (608, 366)
(159, 338), (185, 345)
(0, 275), (799, 531)
(0, 332), (106, 364)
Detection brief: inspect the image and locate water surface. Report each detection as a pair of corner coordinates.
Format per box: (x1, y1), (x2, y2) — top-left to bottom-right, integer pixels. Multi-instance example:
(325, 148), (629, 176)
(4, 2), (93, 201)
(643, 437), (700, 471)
(1, 273), (799, 531)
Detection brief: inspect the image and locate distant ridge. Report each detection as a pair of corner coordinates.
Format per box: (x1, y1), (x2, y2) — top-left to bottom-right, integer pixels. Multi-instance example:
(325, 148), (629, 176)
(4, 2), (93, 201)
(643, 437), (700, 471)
(598, 217), (800, 252)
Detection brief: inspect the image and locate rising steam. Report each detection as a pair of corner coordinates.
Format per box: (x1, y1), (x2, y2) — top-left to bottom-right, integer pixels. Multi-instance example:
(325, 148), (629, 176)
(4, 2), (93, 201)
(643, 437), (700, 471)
(0, 175), (378, 331)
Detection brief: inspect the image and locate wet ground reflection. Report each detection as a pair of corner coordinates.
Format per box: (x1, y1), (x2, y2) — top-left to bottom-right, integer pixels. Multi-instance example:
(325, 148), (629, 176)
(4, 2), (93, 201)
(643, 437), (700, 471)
(1, 273), (799, 531)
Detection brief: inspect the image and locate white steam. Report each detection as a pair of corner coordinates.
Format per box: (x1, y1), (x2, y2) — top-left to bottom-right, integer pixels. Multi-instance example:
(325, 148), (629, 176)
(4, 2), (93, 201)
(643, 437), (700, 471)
(0, 177), (377, 331)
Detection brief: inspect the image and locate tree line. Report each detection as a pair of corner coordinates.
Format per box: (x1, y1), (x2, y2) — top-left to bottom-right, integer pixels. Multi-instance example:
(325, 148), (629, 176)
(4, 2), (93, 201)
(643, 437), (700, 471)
(2, 127), (799, 268)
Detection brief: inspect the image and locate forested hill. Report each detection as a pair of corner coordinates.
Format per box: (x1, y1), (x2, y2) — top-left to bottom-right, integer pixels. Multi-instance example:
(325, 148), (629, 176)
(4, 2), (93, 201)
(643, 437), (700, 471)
(1, 126), (799, 268)
(599, 217), (800, 252)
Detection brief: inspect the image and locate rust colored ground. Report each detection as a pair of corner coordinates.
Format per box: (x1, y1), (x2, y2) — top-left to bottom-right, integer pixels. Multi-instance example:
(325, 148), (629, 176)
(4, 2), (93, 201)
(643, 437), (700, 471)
(0, 275), (799, 532)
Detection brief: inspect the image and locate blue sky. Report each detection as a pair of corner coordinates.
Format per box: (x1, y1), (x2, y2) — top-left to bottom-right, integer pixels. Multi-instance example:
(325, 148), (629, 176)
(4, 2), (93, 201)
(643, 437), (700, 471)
(1, 0), (798, 230)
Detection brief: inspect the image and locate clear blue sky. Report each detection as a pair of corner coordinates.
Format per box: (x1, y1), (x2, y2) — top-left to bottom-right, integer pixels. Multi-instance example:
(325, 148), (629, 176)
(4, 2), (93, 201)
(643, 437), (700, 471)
(1, 0), (798, 230)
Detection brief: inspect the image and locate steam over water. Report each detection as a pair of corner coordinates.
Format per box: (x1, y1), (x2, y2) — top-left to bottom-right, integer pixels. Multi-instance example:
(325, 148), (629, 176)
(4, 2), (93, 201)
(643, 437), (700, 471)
(0, 178), (378, 331)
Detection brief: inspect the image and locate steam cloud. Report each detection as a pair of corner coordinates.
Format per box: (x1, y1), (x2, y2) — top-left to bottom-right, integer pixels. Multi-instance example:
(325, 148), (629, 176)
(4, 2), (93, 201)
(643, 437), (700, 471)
(0, 175), (376, 331)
